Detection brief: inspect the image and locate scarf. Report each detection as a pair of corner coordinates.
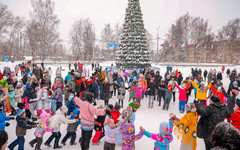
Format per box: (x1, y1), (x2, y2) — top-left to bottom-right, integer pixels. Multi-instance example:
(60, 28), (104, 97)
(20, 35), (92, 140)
(173, 112), (197, 150)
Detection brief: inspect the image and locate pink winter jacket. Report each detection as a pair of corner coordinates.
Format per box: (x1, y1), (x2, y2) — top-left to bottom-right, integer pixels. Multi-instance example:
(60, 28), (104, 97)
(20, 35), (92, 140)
(74, 97), (105, 131)
(175, 83), (189, 101)
(131, 86), (148, 98)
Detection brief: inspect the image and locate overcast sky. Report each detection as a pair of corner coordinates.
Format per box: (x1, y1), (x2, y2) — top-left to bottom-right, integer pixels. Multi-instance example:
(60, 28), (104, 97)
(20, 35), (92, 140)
(2, 0), (240, 47)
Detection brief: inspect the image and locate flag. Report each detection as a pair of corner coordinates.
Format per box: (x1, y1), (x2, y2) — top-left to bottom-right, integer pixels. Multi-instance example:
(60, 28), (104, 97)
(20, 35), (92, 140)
(45, 41), (49, 45)
(216, 45), (219, 48)
(188, 44), (193, 48)
(160, 43), (165, 47)
(174, 43), (178, 47)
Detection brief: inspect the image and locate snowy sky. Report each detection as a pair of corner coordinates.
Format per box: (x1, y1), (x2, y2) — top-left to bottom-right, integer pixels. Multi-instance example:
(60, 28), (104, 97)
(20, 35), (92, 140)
(2, 0), (240, 48)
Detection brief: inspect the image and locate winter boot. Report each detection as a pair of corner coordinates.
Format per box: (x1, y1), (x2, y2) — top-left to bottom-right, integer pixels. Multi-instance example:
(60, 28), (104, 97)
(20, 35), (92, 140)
(151, 102), (154, 108)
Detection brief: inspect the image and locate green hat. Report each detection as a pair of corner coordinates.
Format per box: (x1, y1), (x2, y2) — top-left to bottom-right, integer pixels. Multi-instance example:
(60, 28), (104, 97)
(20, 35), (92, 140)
(0, 79), (8, 88)
(129, 102), (140, 110)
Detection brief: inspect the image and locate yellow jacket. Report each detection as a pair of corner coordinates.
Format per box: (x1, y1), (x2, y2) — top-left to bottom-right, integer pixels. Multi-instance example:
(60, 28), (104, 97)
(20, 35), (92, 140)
(101, 71), (106, 80)
(191, 81), (211, 100)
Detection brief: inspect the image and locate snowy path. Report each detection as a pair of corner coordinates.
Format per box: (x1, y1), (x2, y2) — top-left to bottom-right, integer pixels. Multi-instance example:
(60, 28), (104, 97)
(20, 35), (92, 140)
(1, 61), (238, 150)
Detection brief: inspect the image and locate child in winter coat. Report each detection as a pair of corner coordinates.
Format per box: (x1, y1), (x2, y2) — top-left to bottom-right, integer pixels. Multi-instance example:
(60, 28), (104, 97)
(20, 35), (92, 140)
(227, 100), (240, 131)
(159, 84), (174, 110)
(148, 78), (156, 108)
(8, 85), (16, 115)
(131, 83), (148, 105)
(29, 86), (42, 121)
(141, 119), (173, 150)
(29, 112), (51, 150)
(15, 82), (24, 110)
(74, 92), (106, 150)
(175, 83), (190, 113)
(170, 103), (198, 150)
(44, 105), (78, 149)
(0, 103), (14, 130)
(119, 107), (145, 150)
(111, 102), (121, 124)
(63, 85), (70, 105)
(102, 79), (110, 106)
(8, 110), (37, 150)
(52, 83), (63, 111)
(66, 93), (77, 116)
(104, 118), (118, 150)
(61, 109), (81, 146)
(117, 82), (129, 108)
(40, 87), (51, 114)
(92, 105), (106, 145)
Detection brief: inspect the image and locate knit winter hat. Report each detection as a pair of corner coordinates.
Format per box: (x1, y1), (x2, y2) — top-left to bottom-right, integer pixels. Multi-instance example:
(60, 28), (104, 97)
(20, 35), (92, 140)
(233, 81), (238, 86)
(60, 105), (68, 113)
(186, 103), (196, 112)
(105, 118), (114, 125)
(0, 130), (8, 149)
(107, 104), (113, 110)
(114, 102), (121, 110)
(17, 82), (22, 87)
(150, 78), (155, 82)
(211, 96), (220, 103)
(159, 122), (169, 134)
(11, 73), (15, 78)
(0, 79), (8, 88)
(129, 102), (140, 110)
(70, 109), (80, 120)
(17, 109), (25, 116)
(40, 112), (51, 123)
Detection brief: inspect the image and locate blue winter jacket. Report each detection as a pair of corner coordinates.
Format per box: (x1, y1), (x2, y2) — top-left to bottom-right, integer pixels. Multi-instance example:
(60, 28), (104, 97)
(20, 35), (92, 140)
(0, 110), (10, 130)
(116, 77), (124, 86)
(129, 73), (138, 83)
(65, 74), (71, 83)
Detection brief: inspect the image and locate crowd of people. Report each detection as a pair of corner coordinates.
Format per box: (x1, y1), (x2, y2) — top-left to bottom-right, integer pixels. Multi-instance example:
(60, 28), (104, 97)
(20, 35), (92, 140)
(0, 62), (240, 150)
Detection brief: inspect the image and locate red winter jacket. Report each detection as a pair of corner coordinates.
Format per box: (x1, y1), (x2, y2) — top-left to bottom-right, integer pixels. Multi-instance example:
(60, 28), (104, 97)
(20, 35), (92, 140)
(0, 72), (3, 80)
(111, 107), (121, 124)
(227, 112), (240, 131)
(211, 85), (224, 103)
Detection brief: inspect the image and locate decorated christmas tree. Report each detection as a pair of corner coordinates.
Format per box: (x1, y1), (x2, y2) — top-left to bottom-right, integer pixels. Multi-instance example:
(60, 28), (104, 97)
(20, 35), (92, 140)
(115, 0), (151, 68)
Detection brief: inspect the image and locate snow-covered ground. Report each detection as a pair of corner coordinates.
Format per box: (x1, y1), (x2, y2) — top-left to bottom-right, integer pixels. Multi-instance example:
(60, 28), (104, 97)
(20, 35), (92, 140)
(1, 61), (239, 150)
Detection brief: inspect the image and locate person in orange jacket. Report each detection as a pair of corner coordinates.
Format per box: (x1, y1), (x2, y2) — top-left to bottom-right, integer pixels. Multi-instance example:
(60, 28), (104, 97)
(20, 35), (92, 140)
(138, 75), (147, 98)
(222, 66), (225, 73)
(211, 84), (225, 103)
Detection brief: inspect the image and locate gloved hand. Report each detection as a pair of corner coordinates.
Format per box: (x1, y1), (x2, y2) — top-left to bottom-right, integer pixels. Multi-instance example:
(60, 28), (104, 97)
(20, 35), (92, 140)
(6, 122), (10, 127)
(10, 117), (15, 120)
(169, 113), (176, 120)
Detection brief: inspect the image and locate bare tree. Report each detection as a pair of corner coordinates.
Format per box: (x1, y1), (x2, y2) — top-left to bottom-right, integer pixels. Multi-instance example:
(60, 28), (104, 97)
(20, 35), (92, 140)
(162, 13), (212, 62)
(100, 23), (114, 60)
(25, 0), (60, 60)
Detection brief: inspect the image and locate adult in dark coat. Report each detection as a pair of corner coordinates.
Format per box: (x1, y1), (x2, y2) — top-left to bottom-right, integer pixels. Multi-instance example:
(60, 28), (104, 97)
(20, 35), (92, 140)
(226, 69), (230, 78)
(154, 71), (162, 87)
(195, 96), (230, 150)
(157, 81), (166, 106)
(229, 70), (237, 83)
(102, 82), (110, 106)
(217, 72), (223, 81)
(87, 78), (98, 105)
(203, 70), (208, 81)
(177, 72), (183, 85)
(112, 71), (118, 96)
